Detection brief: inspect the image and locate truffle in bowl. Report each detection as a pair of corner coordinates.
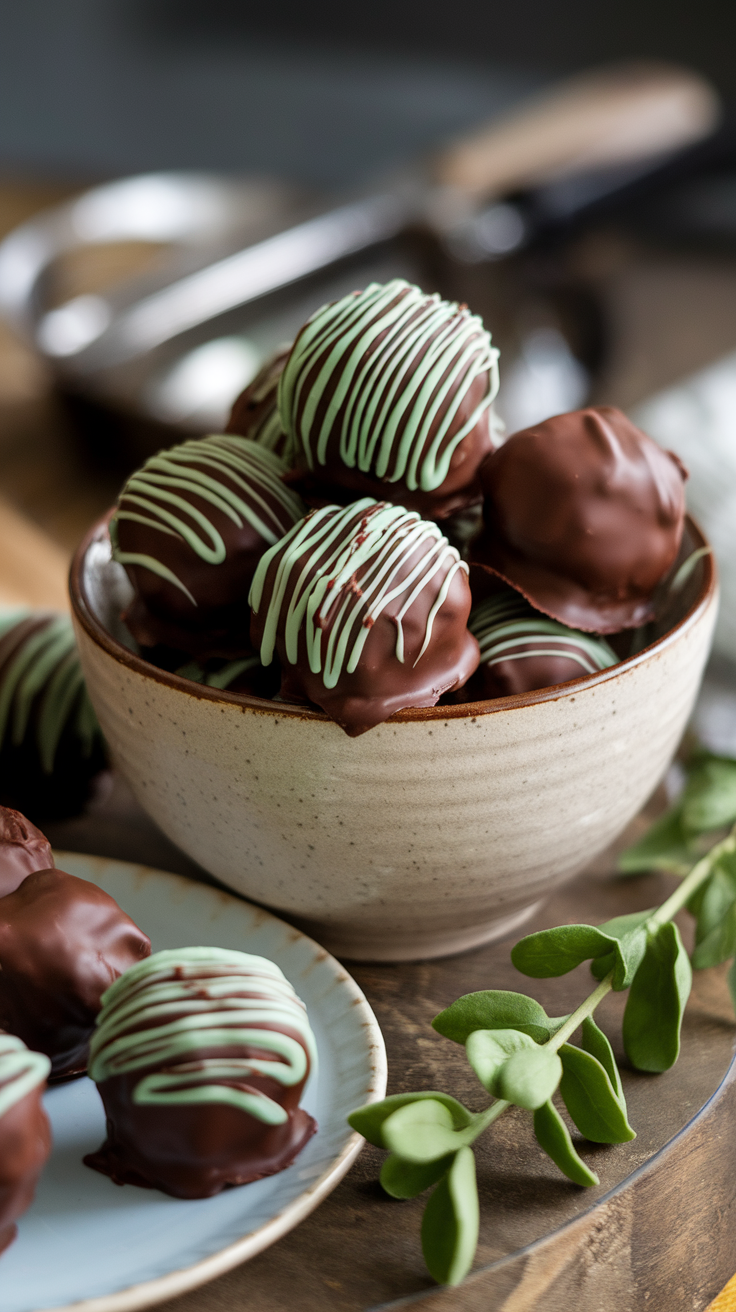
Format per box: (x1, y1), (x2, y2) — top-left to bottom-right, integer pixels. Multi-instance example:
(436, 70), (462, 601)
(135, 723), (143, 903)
(70, 516), (716, 962)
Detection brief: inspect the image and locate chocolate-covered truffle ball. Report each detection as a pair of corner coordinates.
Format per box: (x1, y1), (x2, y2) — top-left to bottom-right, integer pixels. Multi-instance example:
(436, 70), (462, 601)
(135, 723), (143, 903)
(471, 407), (687, 633)
(0, 611), (107, 822)
(457, 588), (617, 700)
(250, 499), (480, 735)
(0, 867), (151, 1080)
(111, 435), (306, 657)
(84, 947), (317, 1199)
(279, 279), (499, 519)
(0, 806), (54, 898)
(225, 347), (292, 460)
(0, 1033), (51, 1256)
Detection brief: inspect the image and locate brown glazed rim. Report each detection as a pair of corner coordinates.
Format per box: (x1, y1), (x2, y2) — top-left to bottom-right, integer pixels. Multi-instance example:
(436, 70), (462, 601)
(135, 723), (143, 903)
(69, 515), (718, 726)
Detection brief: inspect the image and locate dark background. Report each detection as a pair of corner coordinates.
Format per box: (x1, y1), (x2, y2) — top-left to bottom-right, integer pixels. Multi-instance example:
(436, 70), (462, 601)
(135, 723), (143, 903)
(0, 0), (733, 187)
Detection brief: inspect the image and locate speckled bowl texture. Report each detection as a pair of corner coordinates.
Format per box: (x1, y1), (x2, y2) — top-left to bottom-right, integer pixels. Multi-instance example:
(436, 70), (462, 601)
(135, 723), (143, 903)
(70, 517), (717, 961)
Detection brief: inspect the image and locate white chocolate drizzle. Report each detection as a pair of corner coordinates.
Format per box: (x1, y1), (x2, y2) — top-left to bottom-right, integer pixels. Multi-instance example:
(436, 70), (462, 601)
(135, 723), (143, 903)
(470, 592), (617, 674)
(278, 279), (499, 493)
(88, 947), (317, 1126)
(0, 1032), (50, 1119)
(111, 435), (304, 604)
(250, 499), (468, 689)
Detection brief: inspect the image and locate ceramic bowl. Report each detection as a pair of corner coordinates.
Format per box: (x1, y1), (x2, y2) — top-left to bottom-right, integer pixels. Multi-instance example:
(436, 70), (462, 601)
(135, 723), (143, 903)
(70, 517), (717, 962)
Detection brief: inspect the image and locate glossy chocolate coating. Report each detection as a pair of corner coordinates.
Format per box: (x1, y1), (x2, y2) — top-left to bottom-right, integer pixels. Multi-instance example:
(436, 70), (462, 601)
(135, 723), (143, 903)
(225, 347), (291, 459)
(0, 870), (151, 1080)
(0, 807), (54, 898)
(0, 614), (107, 822)
(281, 281), (498, 520)
(0, 1084), (51, 1256)
(250, 500), (479, 736)
(471, 407), (687, 632)
(112, 436), (305, 658)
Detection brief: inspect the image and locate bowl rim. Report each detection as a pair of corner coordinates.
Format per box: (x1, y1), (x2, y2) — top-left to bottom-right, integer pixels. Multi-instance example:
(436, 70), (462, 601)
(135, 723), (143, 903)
(69, 514), (718, 725)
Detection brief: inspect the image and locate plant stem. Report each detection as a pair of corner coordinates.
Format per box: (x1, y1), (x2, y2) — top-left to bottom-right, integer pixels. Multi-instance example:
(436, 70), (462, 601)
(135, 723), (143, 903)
(547, 975), (614, 1052)
(649, 824), (736, 928)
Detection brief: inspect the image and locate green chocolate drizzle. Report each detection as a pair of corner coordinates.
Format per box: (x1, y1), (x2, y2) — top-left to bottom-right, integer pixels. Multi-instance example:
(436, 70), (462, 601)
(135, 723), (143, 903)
(278, 279), (499, 493)
(469, 592), (618, 675)
(250, 499), (468, 689)
(0, 610), (102, 773)
(88, 947), (317, 1125)
(111, 435), (304, 605)
(0, 1033), (50, 1119)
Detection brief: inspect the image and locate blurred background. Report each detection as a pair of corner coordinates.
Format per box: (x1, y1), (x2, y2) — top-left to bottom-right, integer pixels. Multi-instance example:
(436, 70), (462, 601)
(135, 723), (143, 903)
(1, 0), (736, 725)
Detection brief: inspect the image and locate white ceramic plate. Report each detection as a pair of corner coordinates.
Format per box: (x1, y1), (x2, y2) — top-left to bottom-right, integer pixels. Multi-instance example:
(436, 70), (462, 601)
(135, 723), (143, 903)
(0, 853), (387, 1312)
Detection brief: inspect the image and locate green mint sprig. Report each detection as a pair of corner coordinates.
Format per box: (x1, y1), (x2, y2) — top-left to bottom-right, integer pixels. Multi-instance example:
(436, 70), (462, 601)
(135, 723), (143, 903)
(349, 747), (736, 1287)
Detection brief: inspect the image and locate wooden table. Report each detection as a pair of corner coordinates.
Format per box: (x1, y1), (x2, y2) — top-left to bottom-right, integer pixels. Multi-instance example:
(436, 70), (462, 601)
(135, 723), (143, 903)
(2, 179), (736, 1310)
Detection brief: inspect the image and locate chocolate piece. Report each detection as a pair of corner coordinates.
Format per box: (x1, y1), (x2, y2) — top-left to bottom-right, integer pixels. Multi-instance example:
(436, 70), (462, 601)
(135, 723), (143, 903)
(85, 947), (317, 1199)
(0, 807), (54, 898)
(174, 653), (281, 700)
(250, 498), (479, 736)
(0, 1033), (51, 1256)
(0, 867), (151, 1080)
(279, 279), (499, 519)
(225, 347), (292, 460)
(111, 435), (306, 657)
(457, 588), (618, 700)
(0, 611), (107, 822)
(471, 407), (687, 633)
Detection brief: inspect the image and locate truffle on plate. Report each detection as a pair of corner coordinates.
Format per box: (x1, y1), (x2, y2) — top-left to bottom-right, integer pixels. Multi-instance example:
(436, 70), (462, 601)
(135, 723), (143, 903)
(0, 1032), (51, 1256)
(471, 406), (687, 632)
(0, 806), (54, 898)
(279, 279), (500, 519)
(111, 435), (306, 657)
(0, 862), (151, 1080)
(84, 947), (317, 1199)
(0, 611), (106, 822)
(458, 588), (618, 700)
(250, 498), (480, 735)
(225, 347), (292, 460)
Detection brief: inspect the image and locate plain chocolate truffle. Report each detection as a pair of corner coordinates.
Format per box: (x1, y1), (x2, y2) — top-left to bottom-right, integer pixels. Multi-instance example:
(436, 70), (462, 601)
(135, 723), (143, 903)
(0, 867), (151, 1080)
(0, 806), (54, 898)
(250, 498), (480, 735)
(279, 279), (500, 519)
(111, 434), (305, 657)
(471, 406), (687, 632)
(0, 1033), (51, 1257)
(85, 947), (317, 1199)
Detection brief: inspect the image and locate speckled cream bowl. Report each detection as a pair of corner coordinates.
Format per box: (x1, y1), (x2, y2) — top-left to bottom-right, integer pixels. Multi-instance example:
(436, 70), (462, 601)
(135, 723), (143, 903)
(71, 517), (717, 962)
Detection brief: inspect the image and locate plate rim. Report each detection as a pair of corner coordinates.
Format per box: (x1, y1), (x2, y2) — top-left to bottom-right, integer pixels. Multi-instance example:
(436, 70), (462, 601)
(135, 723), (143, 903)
(25, 851), (388, 1312)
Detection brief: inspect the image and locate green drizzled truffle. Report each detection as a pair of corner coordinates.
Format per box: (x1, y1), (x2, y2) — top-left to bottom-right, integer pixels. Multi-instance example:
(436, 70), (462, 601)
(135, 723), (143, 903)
(278, 279), (500, 517)
(0, 1033), (50, 1120)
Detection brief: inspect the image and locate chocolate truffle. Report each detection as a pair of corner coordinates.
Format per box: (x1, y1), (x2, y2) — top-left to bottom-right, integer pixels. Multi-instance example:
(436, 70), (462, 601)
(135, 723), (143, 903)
(0, 611), (107, 822)
(458, 588), (617, 700)
(111, 435), (306, 657)
(250, 498), (480, 736)
(0, 806), (54, 898)
(471, 407), (687, 633)
(0, 866), (151, 1080)
(225, 347), (292, 460)
(84, 947), (317, 1199)
(279, 279), (500, 519)
(0, 1033), (51, 1256)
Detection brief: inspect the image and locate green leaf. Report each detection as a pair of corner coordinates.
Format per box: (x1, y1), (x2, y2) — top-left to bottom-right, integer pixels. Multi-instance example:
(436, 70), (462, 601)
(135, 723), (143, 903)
(692, 900), (736, 969)
(693, 863), (736, 944)
(728, 958), (736, 1018)
(380, 1153), (454, 1199)
(511, 924), (616, 978)
(421, 1145), (479, 1285)
(590, 911), (650, 989)
(382, 1099), (476, 1163)
(533, 1100), (599, 1187)
(348, 1091), (473, 1148)
(465, 1028), (537, 1094)
(494, 1045), (562, 1110)
(681, 756), (736, 835)
(581, 1016), (625, 1107)
(617, 804), (693, 875)
(559, 1044), (636, 1143)
(432, 990), (552, 1044)
(623, 923), (692, 1072)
